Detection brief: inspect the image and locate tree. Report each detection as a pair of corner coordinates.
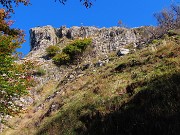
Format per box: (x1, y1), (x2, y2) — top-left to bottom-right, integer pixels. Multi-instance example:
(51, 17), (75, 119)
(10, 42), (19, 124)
(0, 0), (30, 12)
(0, 9), (34, 124)
(143, 3), (180, 42)
(0, 0), (95, 12)
(171, 4), (180, 28)
(153, 4), (180, 37)
(56, 0), (94, 8)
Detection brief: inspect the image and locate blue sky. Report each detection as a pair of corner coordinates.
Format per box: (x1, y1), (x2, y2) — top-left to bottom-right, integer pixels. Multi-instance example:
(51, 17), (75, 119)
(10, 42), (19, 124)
(1, 0), (179, 56)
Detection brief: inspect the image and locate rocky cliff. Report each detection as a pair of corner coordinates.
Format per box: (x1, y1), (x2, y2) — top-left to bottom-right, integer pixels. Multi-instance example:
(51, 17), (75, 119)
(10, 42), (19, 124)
(23, 25), (152, 101)
(24, 25), (151, 92)
(29, 25), (150, 58)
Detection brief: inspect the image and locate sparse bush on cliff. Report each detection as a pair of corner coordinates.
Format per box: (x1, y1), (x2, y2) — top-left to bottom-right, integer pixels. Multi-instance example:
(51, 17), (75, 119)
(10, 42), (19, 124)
(63, 38), (92, 57)
(63, 44), (81, 58)
(46, 45), (60, 57)
(52, 38), (92, 65)
(140, 4), (180, 44)
(70, 38), (92, 50)
(52, 52), (70, 65)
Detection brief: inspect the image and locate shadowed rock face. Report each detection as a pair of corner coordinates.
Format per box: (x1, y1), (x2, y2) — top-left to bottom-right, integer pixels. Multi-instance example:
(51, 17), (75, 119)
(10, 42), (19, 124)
(30, 25), (58, 51)
(29, 25), (151, 56)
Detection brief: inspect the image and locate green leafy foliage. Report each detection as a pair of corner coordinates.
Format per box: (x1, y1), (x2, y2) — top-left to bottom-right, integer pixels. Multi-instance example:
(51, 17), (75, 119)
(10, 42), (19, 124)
(46, 45), (60, 57)
(52, 38), (92, 65)
(52, 52), (70, 65)
(63, 38), (92, 57)
(70, 38), (92, 50)
(0, 9), (33, 123)
(0, 35), (34, 121)
(63, 44), (81, 57)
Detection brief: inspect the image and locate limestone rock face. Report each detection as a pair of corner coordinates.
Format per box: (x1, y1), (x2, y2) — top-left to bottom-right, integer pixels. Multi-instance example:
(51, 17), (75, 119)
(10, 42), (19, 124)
(29, 25), (150, 57)
(26, 25), (152, 88)
(30, 25), (58, 51)
(57, 26), (138, 55)
(26, 25), (152, 86)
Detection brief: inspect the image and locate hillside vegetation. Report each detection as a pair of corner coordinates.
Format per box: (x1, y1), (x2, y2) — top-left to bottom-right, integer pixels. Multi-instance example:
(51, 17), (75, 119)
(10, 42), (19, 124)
(2, 28), (180, 135)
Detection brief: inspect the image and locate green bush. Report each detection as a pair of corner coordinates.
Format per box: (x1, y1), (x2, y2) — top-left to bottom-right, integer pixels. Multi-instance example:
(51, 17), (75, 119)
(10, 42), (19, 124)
(63, 44), (81, 57)
(63, 38), (92, 58)
(46, 45), (60, 57)
(52, 52), (70, 65)
(51, 38), (92, 65)
(71, 38), (92, 50)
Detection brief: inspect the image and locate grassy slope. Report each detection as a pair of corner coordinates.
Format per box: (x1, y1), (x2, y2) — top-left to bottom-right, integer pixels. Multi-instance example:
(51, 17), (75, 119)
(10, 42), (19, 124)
(36, 32), (180, 135)
(2, 31), (180, 135)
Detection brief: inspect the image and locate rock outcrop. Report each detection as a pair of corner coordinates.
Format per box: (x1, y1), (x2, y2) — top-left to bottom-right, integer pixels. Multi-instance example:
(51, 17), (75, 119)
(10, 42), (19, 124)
(29, 25), (150, 58)
(25, 25), (152, 90)
(30, 25), (58, 51)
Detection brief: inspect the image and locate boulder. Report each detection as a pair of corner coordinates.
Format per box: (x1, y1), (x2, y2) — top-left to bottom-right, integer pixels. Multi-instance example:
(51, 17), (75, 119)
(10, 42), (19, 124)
(117, 48), (130, 56)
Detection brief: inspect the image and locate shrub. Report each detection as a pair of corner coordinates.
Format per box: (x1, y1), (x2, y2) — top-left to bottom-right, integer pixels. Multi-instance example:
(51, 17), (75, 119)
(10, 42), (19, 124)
(62, 38), (92, 58)
(46, 45), (60, 57)
(51, 38), (92, 65)
(71, 38), (92, 50)
(52, 52), (70, 65)
(63, 44), (82, 58)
